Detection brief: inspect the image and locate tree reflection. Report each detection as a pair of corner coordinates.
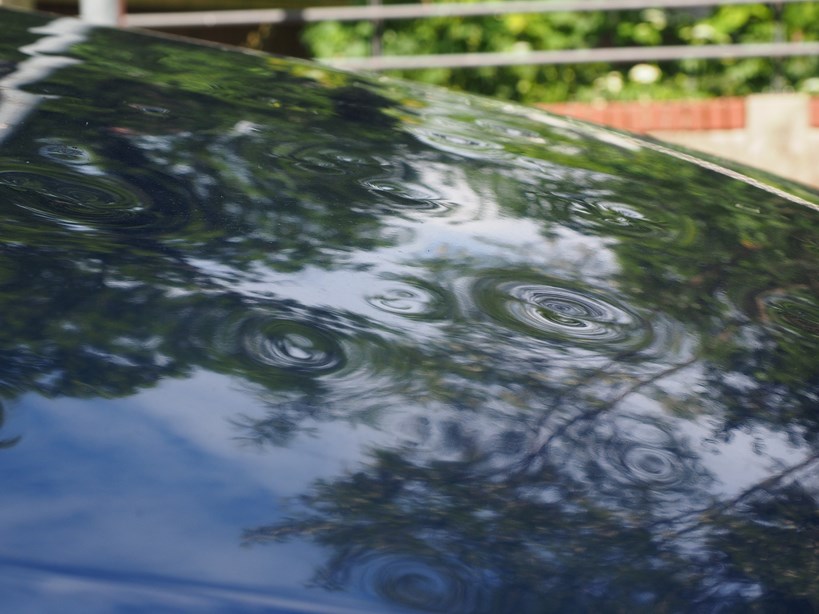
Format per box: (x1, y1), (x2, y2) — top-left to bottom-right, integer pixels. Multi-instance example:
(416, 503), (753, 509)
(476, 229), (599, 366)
(245, 433), (818, 612)
(1, 10), (819, 611)
(711, 479), (819, 611)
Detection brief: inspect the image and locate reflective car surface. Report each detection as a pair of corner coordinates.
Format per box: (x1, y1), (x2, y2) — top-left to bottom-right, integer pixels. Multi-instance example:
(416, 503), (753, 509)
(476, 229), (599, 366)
(2, 8), (819, 613)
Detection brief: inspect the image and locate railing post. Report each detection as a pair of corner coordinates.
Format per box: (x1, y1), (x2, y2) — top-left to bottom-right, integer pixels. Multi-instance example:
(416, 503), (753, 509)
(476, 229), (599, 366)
(79, 0), (125, 26)
(370, 0), (383, 57)
(770, 1), (786, 92)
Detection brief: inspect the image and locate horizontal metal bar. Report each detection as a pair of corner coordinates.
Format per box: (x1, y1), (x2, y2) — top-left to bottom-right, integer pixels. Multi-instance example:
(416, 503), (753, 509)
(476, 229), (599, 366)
(124, 0), (812, 29)
(323, 41), (819, 70)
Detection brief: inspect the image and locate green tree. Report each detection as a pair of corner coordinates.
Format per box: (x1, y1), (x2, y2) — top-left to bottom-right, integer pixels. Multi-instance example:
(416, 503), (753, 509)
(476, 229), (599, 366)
(302, 2), (819, 103)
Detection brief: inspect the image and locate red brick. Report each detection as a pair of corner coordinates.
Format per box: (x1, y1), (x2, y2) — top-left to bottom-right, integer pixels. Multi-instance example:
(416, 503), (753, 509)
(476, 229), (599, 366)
(538, 98), (749, 133)
(810, 97), (819, 128)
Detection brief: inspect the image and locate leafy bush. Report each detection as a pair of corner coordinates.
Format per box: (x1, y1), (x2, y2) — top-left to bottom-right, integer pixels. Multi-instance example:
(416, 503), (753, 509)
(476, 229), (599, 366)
(302, 2), (819, 103)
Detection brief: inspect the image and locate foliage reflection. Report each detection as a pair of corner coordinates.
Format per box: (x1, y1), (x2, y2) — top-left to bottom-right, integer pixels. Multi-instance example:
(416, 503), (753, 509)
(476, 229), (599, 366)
(1, 10), (818, 612)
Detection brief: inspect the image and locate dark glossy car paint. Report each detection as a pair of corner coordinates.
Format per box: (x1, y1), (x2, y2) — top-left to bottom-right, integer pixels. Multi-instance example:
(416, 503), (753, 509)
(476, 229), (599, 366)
(1, 8), (819, 613)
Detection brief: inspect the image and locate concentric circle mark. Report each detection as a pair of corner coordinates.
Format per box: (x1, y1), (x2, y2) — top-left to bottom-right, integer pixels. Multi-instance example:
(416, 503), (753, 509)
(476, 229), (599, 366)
(370, 288), (426, 314)
(242, 321), (342, 372)
(546, 197), (693, 242)
(620, 446), (684, 486)
(1, 168), (141, 221)
(545, 414), (709, 505)
(473, 274), (651, 351)
(267, 140), (387, 179)
(587, 417), (694, 491)
(411, 119), (510, 161)
(362, 178), (451, 213)
(422, 130), (497, 150)
(340, 551), (490, 613)
(210, 313), (345, 374)
(0, 167), (190, 234)
(290, 143), (384, 177)
(512, 286), (608, 333)
(186, 305), (417, 399)
(367, 279), (454, 320)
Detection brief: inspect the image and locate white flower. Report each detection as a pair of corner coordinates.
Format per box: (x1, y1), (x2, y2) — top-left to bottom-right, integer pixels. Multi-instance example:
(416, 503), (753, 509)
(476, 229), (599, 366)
(641, 8), (667, 29)
(628, 63), (661, 85)
(691, 23), (717, 41)
(593, 71), (623, 95)
(800, 77), (819, 93)
(510, 41), (532, 54)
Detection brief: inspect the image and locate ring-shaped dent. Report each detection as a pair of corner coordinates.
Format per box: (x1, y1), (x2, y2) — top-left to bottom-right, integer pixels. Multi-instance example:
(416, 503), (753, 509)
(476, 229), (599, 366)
(210, 311), (346, 375)
(472, 272), (653, 352)
(0, 164), (192, 235)
(544, 413), (709, 506)
(367, 277), (455, 321)
(337, 550), (492, 613)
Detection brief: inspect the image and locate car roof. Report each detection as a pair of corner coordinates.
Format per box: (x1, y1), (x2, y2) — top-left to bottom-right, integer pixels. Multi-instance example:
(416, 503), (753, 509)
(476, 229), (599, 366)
(2, 8), (819, 612)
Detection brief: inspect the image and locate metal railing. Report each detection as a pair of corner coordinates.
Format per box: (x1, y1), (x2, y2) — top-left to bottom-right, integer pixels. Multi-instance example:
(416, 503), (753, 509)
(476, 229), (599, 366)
(77, 0), (819, 71)
(123, 0), (811, 27)
(79, 0), (125, 25)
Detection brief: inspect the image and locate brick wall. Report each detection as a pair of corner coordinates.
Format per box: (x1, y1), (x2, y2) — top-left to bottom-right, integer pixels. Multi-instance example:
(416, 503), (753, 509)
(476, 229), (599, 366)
(541, 96), (819, 133)
(539, 95), (819, 189)
(540, 98), (747, 133)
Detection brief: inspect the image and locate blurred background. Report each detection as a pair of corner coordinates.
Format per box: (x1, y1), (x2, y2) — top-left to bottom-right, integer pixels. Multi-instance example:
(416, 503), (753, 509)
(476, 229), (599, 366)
(4, 0), (819, 187)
